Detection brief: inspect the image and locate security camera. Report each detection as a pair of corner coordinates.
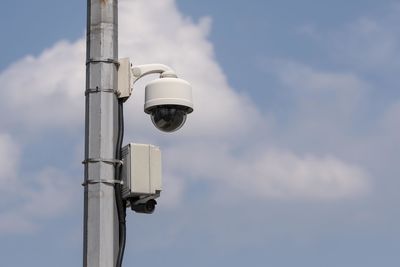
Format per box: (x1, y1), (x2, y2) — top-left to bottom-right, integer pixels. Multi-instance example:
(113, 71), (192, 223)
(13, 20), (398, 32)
(117, 60), (194, 132)
(144, 73), (193, 132)
(129, 198), (157, 214)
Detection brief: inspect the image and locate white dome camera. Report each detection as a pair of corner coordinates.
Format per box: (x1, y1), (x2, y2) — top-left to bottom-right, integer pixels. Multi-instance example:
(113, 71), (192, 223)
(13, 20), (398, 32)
(144, 73), (193, 132)
(117, 61), (194, 133)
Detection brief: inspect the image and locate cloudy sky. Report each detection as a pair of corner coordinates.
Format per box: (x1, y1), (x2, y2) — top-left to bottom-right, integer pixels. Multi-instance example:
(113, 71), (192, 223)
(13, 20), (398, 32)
(0, 0), (399, 266)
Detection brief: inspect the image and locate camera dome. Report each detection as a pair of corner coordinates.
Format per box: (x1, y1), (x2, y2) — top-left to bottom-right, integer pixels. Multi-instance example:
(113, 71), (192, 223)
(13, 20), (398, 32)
(144, 76), (193, 132)
(150, 105), (188, 132)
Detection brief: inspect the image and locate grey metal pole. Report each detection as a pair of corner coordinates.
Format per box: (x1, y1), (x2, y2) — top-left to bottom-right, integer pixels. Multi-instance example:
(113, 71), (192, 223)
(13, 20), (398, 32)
(83, 0), (119, 266)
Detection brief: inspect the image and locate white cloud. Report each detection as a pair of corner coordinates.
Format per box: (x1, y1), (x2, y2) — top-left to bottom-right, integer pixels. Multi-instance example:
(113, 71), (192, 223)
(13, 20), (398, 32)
(0, 212), (36, 234)
(247, 150), (369, 198)
(274, 61), (369, 133)
(276, 61), (366, 94)
(22, 168), (77, 217)
(0, 134), (19, 187)
(0, 40), (85, 133)
(270, 9), (400, 171)
(0, 131), (77, 235)
(0, 167), (78, 235)
(165, 143), (369, 200)
(0, 0), (372, 234)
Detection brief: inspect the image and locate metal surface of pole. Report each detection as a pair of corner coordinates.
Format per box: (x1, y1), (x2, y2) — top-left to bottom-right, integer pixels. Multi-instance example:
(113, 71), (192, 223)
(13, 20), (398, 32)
(84, 0), (119, 266)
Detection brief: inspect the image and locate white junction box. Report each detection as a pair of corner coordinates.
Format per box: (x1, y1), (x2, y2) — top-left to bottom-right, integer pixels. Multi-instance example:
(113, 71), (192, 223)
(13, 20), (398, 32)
(121, 143), (162, 199)
(117, 58), (132, 99)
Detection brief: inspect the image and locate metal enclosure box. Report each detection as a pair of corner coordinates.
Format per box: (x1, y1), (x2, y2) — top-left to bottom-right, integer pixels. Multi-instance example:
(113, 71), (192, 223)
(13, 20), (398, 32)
(121, 143), (162, 199)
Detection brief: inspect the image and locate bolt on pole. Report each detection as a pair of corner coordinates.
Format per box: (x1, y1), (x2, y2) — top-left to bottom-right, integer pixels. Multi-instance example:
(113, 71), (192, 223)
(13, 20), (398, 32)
(83, 0), (119, 266)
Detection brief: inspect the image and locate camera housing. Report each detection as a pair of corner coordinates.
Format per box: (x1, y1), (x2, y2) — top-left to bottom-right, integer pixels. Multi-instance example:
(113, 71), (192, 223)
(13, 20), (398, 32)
(144, 76), (193, 132)
(129, 198), (157, 214)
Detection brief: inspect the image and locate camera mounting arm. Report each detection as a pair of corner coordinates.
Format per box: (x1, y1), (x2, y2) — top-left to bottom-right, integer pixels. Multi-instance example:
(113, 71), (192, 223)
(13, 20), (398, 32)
(131, 64), (178, 84)
(117, 58), (178, 99)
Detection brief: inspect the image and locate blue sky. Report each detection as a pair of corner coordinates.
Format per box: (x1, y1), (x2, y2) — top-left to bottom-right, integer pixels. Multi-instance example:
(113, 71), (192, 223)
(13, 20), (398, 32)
(0, 1), (399, 266)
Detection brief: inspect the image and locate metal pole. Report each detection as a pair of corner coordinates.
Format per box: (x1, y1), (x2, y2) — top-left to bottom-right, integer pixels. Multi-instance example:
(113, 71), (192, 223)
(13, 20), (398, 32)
(84, 0), (119, 266)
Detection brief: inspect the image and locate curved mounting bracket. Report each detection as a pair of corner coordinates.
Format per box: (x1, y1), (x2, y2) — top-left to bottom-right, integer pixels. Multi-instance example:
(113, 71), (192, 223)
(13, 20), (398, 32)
(131, 64), (177, 84)
(117, 58), (177, 100)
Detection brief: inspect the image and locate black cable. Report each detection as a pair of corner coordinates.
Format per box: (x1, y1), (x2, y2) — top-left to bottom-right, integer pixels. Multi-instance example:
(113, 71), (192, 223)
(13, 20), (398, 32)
(115, 100), (127, 267)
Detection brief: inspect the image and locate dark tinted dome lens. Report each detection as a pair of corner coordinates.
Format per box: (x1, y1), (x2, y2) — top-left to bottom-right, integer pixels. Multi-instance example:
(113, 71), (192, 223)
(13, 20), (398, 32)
(151, 106), (187, 132)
